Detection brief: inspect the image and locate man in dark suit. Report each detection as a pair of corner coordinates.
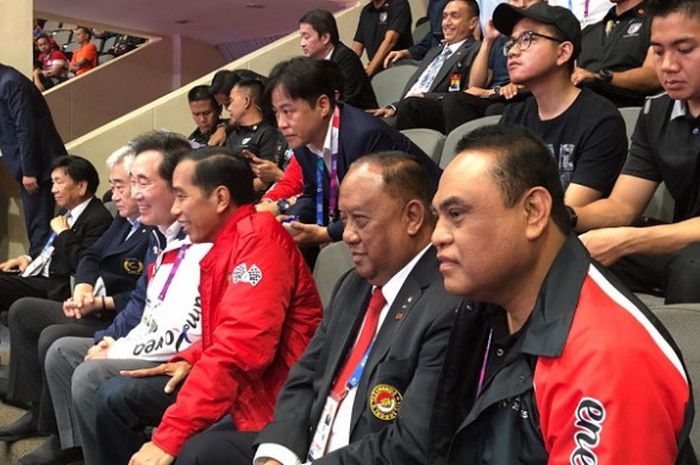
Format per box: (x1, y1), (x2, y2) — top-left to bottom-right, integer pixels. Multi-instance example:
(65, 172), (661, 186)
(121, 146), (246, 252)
(369, 0), (481, 130)
(0, 63), (68, 254)
(265, 57), (440, 250)
(173, 152), (464, 465)
(0, 148), (152, 464)
(0, 155), (111, 310)
(299, 9), (378, 110)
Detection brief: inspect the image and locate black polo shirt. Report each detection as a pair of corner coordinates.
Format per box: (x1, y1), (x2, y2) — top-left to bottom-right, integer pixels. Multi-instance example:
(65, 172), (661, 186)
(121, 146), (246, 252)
(623, 94), (700, 222)
(225, 122), (287, 165)
(354, 0), (413, 61)
(578, 2), (651, 73)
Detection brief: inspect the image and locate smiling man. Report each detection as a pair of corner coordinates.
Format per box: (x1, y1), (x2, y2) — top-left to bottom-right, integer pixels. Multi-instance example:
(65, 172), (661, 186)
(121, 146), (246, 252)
(429, 124), (695, 465)
(88, 147), (323, 465)
(573, 0), (700, 304)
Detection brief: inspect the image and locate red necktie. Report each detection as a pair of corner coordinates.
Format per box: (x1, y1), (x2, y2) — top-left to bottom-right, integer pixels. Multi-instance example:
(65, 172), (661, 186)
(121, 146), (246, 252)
(330, 287), (386, 400)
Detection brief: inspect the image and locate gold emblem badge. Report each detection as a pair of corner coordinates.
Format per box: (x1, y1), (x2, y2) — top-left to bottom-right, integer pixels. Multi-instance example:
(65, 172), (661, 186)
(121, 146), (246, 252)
(369, 384), (402, 421)
(123, 258), (144, 275)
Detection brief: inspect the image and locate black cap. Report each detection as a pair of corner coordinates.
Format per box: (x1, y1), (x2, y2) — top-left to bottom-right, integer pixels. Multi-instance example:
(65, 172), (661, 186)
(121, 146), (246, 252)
(493, 2), (582, 59)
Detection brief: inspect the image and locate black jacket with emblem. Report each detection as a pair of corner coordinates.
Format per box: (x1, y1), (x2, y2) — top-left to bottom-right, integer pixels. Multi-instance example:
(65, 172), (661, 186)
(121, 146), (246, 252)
(255, 246), (474, 465)
(74, 214), (152, 312)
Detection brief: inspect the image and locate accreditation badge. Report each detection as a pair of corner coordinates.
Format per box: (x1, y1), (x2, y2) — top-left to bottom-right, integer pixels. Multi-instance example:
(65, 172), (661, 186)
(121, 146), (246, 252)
(307, 396), (340, 461)
(448, 73), (461, 92)
(369, 384), (403, 421)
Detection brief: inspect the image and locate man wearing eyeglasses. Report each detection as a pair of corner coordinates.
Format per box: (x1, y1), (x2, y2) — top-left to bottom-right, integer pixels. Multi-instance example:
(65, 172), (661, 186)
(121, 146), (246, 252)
(497, 2), (627, 208)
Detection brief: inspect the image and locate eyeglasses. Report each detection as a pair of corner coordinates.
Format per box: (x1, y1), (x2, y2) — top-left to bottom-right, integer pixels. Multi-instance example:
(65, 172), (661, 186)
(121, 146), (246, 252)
(503, 31), (564, 56)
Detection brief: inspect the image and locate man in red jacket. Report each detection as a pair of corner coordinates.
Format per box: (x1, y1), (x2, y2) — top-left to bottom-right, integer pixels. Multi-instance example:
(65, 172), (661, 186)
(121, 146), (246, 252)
(90, 147), (323, 465)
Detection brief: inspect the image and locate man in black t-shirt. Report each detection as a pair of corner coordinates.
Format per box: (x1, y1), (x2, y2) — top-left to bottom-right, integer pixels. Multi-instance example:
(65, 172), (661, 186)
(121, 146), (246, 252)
(574, 0), (700, 304)
(352, 0), (413, 77)
(187, 85), (224, 147)
(495, 3), (627, 207)
(572, 0), (661, 107)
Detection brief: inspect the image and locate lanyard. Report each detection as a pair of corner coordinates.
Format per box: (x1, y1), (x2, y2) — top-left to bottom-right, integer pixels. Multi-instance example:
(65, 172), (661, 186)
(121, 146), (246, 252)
(332, 340), (376, 401)
(314, 107), (341, 226)
(476, 329), (493, 398)
(157, 244), (189, 301)
(584, 0), (590, 18)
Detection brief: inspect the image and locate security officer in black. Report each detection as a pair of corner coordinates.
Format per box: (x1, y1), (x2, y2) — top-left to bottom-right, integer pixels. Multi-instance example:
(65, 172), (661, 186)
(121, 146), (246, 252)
(572, 0), (661, 106)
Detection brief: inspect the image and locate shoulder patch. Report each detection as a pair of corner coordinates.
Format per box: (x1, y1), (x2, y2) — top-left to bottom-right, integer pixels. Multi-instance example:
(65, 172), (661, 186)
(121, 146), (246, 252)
(231, 263), (263, 286)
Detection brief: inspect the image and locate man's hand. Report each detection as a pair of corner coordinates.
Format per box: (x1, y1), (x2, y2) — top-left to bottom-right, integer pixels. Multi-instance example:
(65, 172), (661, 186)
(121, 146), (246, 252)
(50, 215), (70, 234)
(384, 49), (411, 68)
(207, 126), (227, 147)
(64, 283), (99, 318)
(128, 441), (175, 465)
(85, 337), (115, 360)
(366, 107), (396, 118)
(482, 19), (501, 43)
(0, 256), (30, 272)
(256, 199), (280, 216)
(250, 156), (284, 184)
(288, 222), (331, 246)
(22, 176), (40, 195)
(121, 360), (192, 394)
(500, 83), (520, 100)
(579, 227), (635, 266)
(464, 87), (492, 97)
(571, 67), (597, 86)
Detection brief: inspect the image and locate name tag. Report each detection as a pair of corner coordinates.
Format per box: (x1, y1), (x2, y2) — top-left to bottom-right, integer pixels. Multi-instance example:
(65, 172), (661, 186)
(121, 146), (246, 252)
(307, 395), (341, 461)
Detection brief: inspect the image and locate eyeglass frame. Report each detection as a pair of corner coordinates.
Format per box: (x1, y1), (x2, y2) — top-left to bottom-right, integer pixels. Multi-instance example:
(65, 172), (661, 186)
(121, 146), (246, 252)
(503, 31), (565, 56)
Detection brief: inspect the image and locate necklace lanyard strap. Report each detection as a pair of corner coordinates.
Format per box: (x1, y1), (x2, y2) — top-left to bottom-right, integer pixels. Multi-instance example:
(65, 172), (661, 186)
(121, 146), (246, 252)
(157, 244), (189, 302)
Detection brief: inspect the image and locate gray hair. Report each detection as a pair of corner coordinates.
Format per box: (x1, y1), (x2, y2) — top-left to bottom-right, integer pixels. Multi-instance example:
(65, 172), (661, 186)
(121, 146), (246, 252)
(106, 145), (135, 172)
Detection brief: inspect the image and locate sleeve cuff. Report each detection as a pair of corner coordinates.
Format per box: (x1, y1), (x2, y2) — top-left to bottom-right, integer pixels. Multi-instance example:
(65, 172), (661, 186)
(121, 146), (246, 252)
(254, 443), (303, 465)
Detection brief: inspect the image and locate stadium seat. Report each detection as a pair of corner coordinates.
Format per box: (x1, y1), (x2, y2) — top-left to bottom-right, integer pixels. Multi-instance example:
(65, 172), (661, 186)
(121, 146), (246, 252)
(102, 35), (118, 55)
(98, 54), (115, 65)
(401, 128), (445, 164)
(650, 304), (700, 457)
(63, 41), (79, 53)
(312, 242), (354, 309)
(619, 106), (642, 144)
(413, 17), (431, 44)
(440, 115), (501, 168)
(371, 64), (418, 108)
(52, 29), (72, 47)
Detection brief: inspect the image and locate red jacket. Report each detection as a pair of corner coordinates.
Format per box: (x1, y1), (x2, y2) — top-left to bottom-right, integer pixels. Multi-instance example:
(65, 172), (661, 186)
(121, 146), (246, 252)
(263, 154), (303, 202)
(152, 204), (323, 455)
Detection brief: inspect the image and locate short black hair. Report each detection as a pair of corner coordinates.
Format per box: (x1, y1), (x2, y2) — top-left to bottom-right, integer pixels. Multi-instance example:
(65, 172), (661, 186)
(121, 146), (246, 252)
(265, 57), (338, 109)
(455, 124), (570, 234)
(355, 152), (435, 208)
(179, 147), (256, 205)
(299, 9), (340, 45)
(129, 131), (193, 185)
(50, 155), (100, 196)
(455, 0), (480, 19)
(75, 26), (92, 38)
(187, 85), (220, 110)
(648, 0), (700, 19)
(209, 69), (267, 97)
(233, 79), (265, 108)
(320, 59), (345, 101)
(35, 33), (51, 43)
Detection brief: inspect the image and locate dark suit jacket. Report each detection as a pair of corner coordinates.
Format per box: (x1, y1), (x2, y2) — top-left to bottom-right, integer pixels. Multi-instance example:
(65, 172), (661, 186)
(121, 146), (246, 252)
(44, 197), (112, 300)
(255, 246), (465, 465)
(330, 42), (378, 110)
(74, 215), (152, 312)
(289, 104), (441, 241)
(0, 64), (67, 182)
(400, 39), (481, 98)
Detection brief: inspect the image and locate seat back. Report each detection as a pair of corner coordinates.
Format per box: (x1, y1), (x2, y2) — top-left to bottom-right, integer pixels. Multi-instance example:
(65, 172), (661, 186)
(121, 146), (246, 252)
(413, 17), (431, 44)
(651, 304), (700, 455)
(312, 242), (355, 309)
(371, 64), (418, 108)
(441, 115), (501, 168)
(401, 128), (446, 164)
(618, 106), (642, 143)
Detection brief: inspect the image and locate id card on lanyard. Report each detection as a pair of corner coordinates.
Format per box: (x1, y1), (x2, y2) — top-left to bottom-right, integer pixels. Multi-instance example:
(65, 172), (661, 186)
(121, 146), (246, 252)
(150, 244), (190, 307)
(315, 107), (341, 225)
(307, 341), (375, 461)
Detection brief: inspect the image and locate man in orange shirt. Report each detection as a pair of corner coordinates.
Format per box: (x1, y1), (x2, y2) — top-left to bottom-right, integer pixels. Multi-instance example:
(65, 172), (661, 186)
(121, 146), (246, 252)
(69, 27), (97, 76)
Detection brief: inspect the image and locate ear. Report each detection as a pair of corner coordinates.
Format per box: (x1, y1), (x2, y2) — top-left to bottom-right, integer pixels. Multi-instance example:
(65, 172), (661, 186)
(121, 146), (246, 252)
(320, 32), (332, 46)
(316, 94), (332, 118)
(404, 199), (427, 237)
(556, 41), (574, 68)
(469, 16), (479, 35)
(521, 187), (552, 241)
(77, 180), (88, 197)
(212, 186), (233, 213)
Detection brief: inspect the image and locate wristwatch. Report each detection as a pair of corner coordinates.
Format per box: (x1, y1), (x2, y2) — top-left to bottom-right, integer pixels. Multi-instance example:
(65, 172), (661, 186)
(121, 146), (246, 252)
(277, 199), (291, 215)
(598, 68), (613, 83)
(492, 86), (502, 97)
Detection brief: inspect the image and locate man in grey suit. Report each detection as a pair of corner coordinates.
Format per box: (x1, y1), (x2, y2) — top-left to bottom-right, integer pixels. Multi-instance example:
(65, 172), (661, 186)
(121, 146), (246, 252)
(369, 0), (481, 128)
(172, 151), (469, 465)
(0, 63), (67, 254)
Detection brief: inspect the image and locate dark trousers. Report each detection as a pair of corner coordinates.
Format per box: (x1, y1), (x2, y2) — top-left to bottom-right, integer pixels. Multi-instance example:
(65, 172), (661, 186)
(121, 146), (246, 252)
(0, 274), (50, 313)
(18, 179), (55, 256)
(7, 298), (107, 410)
(177, 418), (258, 465)
(94, 374), (178, 465)
(609, 242), (700, 304)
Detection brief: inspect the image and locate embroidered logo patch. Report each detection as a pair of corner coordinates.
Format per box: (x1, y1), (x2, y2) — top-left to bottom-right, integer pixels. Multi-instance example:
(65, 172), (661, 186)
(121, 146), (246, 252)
(231, 263), (263, 286)
(369, 384), (403, 421)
